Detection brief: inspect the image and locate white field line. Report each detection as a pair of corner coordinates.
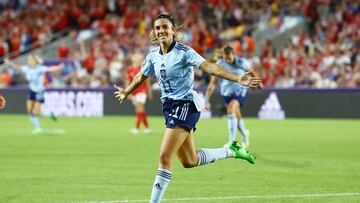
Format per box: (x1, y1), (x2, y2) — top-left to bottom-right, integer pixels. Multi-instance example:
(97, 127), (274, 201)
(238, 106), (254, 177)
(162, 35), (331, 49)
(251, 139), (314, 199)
(72, 192), (360, 203)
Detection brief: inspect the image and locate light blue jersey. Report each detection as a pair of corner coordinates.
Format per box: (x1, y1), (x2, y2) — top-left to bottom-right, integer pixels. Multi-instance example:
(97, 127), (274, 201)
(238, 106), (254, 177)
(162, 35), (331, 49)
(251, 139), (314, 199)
(141, 41), (206, 111)
(216, 57), (250, 97)
(21, 65), (47, 92)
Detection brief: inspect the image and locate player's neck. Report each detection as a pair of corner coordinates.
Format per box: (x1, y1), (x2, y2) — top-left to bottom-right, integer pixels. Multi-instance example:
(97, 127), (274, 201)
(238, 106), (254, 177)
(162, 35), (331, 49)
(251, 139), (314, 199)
(160, 40), (174, 55)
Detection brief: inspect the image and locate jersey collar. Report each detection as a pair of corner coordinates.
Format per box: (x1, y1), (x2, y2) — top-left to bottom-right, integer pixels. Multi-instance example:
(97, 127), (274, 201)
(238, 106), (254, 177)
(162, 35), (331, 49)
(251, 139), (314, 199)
(159, 41), (176, 55)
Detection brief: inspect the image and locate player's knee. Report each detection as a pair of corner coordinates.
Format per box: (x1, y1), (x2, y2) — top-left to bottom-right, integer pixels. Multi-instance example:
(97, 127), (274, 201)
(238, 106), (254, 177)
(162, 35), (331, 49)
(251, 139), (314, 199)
(180, 157), (198, 168)
(227, 106), (236, 115)
(159, 153), (171, 167)
(181, 161), (197, 168)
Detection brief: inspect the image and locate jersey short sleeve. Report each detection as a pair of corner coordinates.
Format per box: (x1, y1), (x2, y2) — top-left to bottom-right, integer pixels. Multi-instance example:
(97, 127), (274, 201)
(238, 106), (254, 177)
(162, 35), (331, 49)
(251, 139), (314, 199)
(185, 48), (206, 69)
(236, 58), (251, 71)
(38, 65), (48, 73)
(140, 55), (154, 76)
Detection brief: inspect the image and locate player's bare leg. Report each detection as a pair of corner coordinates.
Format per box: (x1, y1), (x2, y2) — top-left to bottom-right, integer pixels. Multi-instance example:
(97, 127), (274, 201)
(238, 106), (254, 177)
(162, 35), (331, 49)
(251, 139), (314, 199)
(150, 126), (188, 203)
(27, 100), (42, 134)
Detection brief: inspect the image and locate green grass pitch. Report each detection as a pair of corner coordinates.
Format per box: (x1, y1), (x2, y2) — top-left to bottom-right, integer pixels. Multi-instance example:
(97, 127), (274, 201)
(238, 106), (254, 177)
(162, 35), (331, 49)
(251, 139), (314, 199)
(0, 115), (359, 203)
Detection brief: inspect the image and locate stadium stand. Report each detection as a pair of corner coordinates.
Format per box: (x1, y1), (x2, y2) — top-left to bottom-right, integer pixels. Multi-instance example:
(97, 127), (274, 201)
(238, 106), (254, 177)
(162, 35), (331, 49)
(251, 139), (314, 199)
(0, 0), (358, 88)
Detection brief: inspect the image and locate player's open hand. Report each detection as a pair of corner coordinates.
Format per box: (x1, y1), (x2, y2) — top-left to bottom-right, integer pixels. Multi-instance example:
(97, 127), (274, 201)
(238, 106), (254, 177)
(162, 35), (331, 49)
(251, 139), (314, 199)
(114, 84), (128, 103)
(238, 71), (263, 89)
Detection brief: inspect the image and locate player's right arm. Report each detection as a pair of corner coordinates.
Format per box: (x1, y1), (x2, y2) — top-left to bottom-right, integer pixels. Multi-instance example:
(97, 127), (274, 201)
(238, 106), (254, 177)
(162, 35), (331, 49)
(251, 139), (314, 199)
(204, 76), (218, 110)
(114, 72), (148, 103)
(4, 58), (20, 70)
(145, 79), (153, 101)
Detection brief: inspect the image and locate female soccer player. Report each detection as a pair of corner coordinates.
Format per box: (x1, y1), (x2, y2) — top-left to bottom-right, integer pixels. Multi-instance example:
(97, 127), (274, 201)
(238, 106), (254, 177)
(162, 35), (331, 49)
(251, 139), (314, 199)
(205, 45), (260, 150)
(5, 55), (64, 134)
(114, 13), (262, 203)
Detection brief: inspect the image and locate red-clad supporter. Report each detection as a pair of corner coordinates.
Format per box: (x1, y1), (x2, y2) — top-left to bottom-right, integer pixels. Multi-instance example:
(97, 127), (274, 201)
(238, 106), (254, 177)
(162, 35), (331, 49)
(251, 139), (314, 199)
(58, 44), (69, 59)
(125, 55), (152, 134)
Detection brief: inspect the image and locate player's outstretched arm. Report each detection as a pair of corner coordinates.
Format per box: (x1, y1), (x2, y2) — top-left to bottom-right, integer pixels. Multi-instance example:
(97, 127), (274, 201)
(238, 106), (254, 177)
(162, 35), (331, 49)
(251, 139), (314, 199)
(200, 61), (262, 88)
(204, 76), (218, 110)
(114, 72), (148, 103)
(145, 79), (153, 101)
(4, 58), (20, 70)
(47, 63), (65, 72)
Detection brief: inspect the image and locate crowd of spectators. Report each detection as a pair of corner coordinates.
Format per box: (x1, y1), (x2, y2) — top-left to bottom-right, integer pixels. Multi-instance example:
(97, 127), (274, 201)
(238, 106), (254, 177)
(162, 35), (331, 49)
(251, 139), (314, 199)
(0, 0), (359, 89)
(256, 0), (359, 88)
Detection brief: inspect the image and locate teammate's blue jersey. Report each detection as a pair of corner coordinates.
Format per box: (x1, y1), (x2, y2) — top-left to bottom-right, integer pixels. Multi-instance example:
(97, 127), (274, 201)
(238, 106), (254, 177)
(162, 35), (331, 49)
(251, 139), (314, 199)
(141, 41), (206, 111)
(21, 65), (47, 92)
(216, 57), (250, 97)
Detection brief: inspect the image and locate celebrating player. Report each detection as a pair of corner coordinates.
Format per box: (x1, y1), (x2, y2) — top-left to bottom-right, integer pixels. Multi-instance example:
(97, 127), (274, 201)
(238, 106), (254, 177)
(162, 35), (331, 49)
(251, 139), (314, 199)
(5, 55), (64, 134)
(114, 13), (262, 203)
(205, 45), (260, 150)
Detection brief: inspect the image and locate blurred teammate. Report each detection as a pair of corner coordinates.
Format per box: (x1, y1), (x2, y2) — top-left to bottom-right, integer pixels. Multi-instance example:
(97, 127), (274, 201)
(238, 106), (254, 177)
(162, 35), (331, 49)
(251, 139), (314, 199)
(125, 55), (153, 134)
(5, 55), (64, 134)
(114, 13), (262, 203)
(0, 94), (5, 109)
(205, 46), (259, 150)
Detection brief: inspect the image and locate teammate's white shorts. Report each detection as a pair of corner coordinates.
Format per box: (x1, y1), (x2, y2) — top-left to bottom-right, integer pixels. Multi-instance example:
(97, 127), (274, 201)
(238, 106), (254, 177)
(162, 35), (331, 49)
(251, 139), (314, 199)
(131, 92), (147, 105)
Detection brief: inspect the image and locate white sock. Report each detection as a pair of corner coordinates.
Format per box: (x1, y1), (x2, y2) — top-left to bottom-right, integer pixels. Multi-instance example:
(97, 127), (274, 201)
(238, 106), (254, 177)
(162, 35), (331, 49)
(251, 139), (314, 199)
(150, 168), (172, 203)
(197, 148), (234, 166)
(238, 119), (249, 146)
(29, 115), (41, 129)
(227, 114), (237, 143)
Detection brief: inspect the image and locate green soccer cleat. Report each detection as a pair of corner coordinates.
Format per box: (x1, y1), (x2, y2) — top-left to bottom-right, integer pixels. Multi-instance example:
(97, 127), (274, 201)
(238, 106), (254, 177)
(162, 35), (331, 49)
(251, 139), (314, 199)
(229, 141), (255, 164)
(50, 112), (58, 122)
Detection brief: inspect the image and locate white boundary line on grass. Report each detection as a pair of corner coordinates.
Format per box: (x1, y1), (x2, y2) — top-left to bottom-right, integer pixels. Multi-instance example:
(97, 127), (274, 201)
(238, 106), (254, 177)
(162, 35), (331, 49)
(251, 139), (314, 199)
(73, 192), (360, 203)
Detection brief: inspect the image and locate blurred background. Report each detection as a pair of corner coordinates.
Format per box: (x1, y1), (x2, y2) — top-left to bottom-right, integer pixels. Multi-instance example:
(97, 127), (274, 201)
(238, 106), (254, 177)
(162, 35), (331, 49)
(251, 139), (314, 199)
(0, 1), (359, 203)
(0, 0), (359, 118)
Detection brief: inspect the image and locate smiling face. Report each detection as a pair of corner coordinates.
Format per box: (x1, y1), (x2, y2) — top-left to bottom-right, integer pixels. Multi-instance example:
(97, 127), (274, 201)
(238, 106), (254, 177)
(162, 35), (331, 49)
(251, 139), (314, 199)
(154, 18), (175, 45)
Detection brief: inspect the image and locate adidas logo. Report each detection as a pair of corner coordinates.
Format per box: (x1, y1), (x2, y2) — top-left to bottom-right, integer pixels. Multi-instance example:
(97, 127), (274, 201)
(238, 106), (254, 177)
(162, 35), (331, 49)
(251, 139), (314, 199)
(154, 183), (162, 189)
(258, 92), (285, 120)
(169, 119), (174, 124)
(161, 63), (165, 67)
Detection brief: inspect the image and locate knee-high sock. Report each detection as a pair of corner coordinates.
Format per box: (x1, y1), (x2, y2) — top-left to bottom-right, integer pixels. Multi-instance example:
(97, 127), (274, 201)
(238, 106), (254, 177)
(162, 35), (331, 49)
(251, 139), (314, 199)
(29, 114), (41, 129)
(237, 119), (249, 145)
(141, 112), (150, 128)
(150, 168), (172, 203)
(135, 112), (141, 129)
(227, 114), (237, 143)
(197, 148), (234, 166)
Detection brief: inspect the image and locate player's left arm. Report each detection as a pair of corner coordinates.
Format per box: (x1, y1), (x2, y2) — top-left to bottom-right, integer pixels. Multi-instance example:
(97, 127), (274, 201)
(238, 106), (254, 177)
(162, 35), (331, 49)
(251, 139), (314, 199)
(247, 68), (263, 89)
(200, 61), (262, 88)
(46, 63), (65, 72)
